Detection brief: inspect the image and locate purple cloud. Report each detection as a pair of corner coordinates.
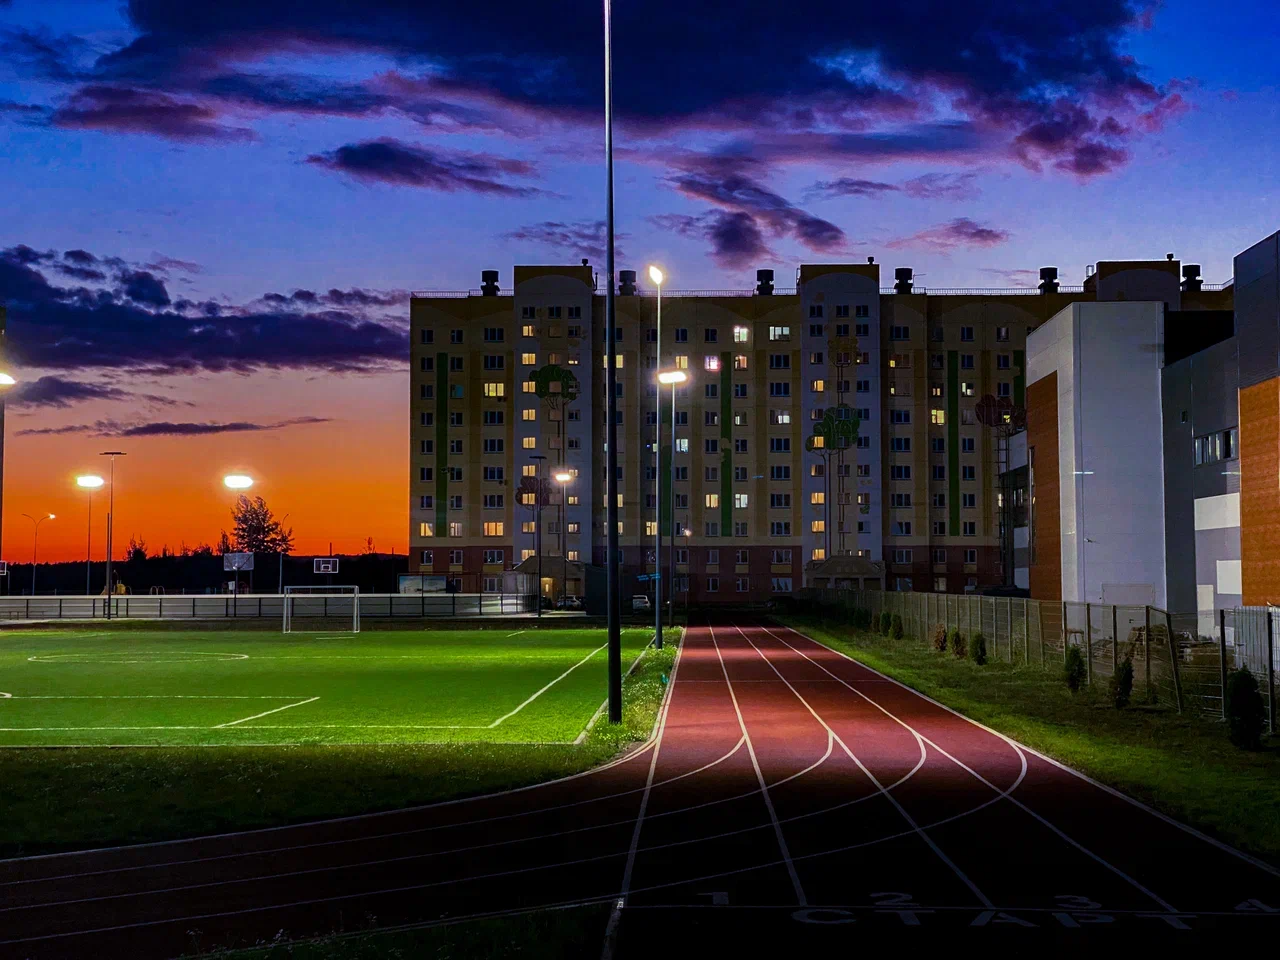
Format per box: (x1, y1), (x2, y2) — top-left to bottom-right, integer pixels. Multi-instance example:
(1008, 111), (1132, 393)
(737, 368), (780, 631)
(502, 221), (626, 262)
(8, 375), (185, 409)
(17, 416), (331, 438)
(0, 244), (407, 375)
(306, 138), (540, 195)
(51, 85), (254, 141)
(901, 172), (980, 201)
(650, 212), (773, 271)
(888, 218), (1011, 251)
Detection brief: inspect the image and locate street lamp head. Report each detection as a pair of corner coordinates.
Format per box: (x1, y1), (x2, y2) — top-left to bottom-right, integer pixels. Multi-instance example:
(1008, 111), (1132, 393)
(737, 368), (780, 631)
(47, 514), (55, 520)
(223, 474), (254, 490)
(0, 373), (15, 386)
(76, 475), (105, 489)
(657, 370), (687, 385)
(648, 265), (664, 286)
(554, 471), (573, 484)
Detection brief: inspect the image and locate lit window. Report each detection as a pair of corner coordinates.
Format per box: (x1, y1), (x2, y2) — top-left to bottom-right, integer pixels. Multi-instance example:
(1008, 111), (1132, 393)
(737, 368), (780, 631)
(811, 379), (825, 392)
(812, 436), (825, 448)
(522, 381), (536, 393)
(522, 437), (536, 449)
(419, 522), (434, 537)
(811, 520), (825, 533)
(675, 355), (689, 369)
(483, 521), (504, 537)
(601, 354), (625, 368)
(449, 522), (462, 537)
(676, 438), (689, 453)
(521, 548), (535, 561)
(734, 493), (749, 508)
(645, 521), (658, 536)
(931, 409), (945, 425)
(705, 355), (720, 371)
(522, 324), (537, 337)
(521, 352), (537, 365)
(523, 408), (536, 421)
(522, 521), (535, 533)
(484, 382), (505, 398)
(705, 494), (720, 508)
(568, 550), (579, 561)
(733, 326), (749, 342)
(812, 548), (825, 561)
(811, 492), (824, 505)
(568, 495), (579, 506)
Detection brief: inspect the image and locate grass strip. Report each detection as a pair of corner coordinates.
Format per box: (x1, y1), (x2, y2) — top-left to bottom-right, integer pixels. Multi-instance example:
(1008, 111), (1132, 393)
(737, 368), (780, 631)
(783, 614), (1280, 864)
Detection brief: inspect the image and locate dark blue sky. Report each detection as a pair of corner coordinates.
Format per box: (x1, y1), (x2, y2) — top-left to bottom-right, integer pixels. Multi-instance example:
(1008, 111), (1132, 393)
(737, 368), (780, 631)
(0, 0), (1277, 558)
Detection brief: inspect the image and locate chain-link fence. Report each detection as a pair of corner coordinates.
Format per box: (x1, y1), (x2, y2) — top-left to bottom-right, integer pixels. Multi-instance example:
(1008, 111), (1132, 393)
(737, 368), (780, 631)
(1227, 607), (1279, 734)
(799, 588), (1207, 717)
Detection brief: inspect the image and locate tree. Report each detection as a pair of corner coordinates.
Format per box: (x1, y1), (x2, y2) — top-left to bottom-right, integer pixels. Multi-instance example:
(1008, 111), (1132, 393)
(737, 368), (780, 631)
(216, 531), (232, 555)
(531, 364), (580, 466)
(806, 403), (860, 558)
(230, 495), (295, 553)
(125, 535), (148, 562)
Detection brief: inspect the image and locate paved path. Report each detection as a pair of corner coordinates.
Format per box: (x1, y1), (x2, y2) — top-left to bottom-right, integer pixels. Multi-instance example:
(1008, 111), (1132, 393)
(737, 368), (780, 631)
(2, 619), (1278, 956)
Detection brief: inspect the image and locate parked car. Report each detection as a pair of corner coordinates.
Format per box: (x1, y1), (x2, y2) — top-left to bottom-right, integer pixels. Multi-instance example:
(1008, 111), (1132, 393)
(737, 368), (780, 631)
(631, 595), (652, 612)
(555, 596), (583, 611)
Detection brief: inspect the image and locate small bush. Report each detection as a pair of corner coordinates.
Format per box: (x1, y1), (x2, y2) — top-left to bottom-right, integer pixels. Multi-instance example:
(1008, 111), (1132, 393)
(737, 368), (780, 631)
(970, 632), (988, 666)
(949, 630), (967, 658)
(1226, 665), (1266, 750)
(1064, 645), (1087, 693)
(1110, 654), (1134, 709)
(879, 611), (892, 636)
(890, 614), (904, 640)
(932, 624), (947, 652)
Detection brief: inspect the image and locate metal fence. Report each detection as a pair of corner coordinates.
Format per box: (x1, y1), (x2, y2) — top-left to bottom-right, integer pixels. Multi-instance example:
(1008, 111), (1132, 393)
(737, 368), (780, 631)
(805, 589), (1197, 715)
(0, 592), (539, 622)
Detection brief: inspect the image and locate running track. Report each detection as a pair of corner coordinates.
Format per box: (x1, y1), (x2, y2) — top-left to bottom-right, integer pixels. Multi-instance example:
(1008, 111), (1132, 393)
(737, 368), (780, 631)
(3, 619), (1280, 956)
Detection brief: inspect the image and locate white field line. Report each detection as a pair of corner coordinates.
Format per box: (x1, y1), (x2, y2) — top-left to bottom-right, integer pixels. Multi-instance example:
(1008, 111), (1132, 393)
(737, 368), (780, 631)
(0, 693), (8, 699)
(730, 623), (991, 908)
(487, 643), (607, 728)
(1, 695), (311, 700)
(771, 620), (1280, 882)
(759, 621), (1179, 912)
(507, 631), (526, 637)
(707, 622), (806, 906)
(213, 697), (320, 729)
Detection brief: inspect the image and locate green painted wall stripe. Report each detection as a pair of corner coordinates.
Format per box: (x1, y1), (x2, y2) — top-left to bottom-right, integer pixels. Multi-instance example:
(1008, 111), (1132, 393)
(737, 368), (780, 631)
(947, 350), (960, 536)
(720, 351), (732, 534)
(435, 351), (447, 535)
(1013, 349), (1026, 410)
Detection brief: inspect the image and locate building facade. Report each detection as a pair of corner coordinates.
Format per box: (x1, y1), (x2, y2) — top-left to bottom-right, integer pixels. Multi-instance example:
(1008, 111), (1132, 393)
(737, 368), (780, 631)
(410, 255), (1232, 603)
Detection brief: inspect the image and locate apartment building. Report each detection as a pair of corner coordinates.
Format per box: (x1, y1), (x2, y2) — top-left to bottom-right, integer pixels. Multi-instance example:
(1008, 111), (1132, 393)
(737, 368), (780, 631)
(410, 255), (1232, 603)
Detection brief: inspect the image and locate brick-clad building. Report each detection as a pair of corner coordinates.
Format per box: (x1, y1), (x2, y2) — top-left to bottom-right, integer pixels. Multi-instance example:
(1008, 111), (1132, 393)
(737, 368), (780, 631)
(410, 257), (1232, 603)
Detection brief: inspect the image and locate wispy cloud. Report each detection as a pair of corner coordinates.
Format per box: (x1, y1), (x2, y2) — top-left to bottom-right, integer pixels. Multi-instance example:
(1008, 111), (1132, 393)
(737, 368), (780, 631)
(887, 218), (1011, 251)
(17, 416), (332, 438)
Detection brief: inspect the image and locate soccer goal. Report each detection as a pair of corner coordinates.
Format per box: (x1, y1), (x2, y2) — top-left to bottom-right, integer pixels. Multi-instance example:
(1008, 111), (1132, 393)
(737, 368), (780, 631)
(283, 585), (360, 634)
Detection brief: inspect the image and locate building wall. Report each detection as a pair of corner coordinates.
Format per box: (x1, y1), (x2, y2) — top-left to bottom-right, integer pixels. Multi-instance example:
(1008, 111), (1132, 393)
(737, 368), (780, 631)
(1027, 373), (1061, 601)
(1235, 233), (1280, 605)
(1026, 301), (1167, 606)
(408, 259), (1232, 600)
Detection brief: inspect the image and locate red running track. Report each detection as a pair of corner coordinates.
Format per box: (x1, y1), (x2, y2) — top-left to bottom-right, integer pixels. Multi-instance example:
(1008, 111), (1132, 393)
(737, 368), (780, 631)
(2, 619), (1280, 956)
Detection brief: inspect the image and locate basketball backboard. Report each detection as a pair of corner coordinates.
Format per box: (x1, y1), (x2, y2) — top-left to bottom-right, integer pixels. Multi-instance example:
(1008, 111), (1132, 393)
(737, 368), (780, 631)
(314, 557), (340, 574)
(223, 552), (254, 571)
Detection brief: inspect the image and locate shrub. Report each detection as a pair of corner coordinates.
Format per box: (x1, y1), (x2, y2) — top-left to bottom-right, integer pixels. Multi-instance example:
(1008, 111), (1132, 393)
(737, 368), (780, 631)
(1064, 645), (1087, 693)
(949, 630), (967, 658)
(1110, 654), (1134, 708)
(970, 632), (988, 666)
(1226, 665), (1266, 750)
(932, 624), (948, 652)
(890, 614), (904, 641)
(879, 611), (892, 636)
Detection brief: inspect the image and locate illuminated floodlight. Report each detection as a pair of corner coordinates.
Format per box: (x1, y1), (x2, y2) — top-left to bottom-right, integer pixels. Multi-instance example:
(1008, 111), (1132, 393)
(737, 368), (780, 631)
(0, 373), (15, 386)
(648, 265), (665, 286)
(554, 471), (573, 484)
(223, 474), (254, 489)
(657, 370), (687, 385)
(76, 475), (105, 489)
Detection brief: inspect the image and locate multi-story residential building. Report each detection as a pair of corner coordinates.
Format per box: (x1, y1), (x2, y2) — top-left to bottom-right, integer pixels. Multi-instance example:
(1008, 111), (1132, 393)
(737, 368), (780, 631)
(410, 256), (1232, 604)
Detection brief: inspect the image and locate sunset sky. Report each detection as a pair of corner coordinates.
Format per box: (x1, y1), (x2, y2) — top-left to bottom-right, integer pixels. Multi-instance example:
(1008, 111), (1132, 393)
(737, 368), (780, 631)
(1, 0), (1278, 562)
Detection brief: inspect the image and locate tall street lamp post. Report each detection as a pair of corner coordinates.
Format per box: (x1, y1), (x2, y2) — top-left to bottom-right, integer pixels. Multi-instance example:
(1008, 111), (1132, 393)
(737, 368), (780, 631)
(0, 367), (14, 570)
(224, 475), (254, 609)
(555, 471), (572, 607)
(530, 454), (547, 618)
(76, 476), (104, 596)
(22, 512), (54, 595)
(602, 0), (621, 723)
(658, 370), (687, 631)
(649, 265), (665, 649)
(99, 451), (126, 616)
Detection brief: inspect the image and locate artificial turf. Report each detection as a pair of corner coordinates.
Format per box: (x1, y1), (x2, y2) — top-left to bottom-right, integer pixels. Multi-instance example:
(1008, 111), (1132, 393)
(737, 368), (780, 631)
(0, 627), (654, 746)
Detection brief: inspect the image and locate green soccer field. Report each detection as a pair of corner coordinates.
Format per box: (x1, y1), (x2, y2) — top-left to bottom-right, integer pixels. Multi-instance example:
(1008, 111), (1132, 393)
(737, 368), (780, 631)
(0, 626), (654, 746)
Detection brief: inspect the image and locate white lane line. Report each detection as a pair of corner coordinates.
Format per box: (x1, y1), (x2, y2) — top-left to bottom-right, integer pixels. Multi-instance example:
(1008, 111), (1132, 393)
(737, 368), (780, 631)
(0, 693), (8, 699)
(213, 697), (320, 729)
(507, 631), (526, 638)
(576, 635), (660, 745)
(487, 643), (606, 727)
(772, 620), (1280, 883)
(761, 622), (1178, 912)
(730, 623), (990, 908)
(707, 622), (807, 906)
(617, 625), (685, 903)
(0, 695), (310, 700)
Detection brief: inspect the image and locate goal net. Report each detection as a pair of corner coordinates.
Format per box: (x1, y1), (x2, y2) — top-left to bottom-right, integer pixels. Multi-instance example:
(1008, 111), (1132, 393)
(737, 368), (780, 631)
(283, 585), (360, 634)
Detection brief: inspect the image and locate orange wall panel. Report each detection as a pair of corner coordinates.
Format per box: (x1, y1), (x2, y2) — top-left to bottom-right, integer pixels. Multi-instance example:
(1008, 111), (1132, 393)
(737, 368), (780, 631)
(1240, 377), (1280, 605)
(1027, 372), (1061, 602)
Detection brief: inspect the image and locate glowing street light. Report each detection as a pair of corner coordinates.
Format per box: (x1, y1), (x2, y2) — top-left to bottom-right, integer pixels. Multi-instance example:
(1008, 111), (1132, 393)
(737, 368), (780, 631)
(657, 368), (688, 629)
(76, 476), (104, 596)
(657, 370), (687, 385)
(0, 374), (15, 386)
(648, 265), (664, 286)
(223, 475), (254, 490)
